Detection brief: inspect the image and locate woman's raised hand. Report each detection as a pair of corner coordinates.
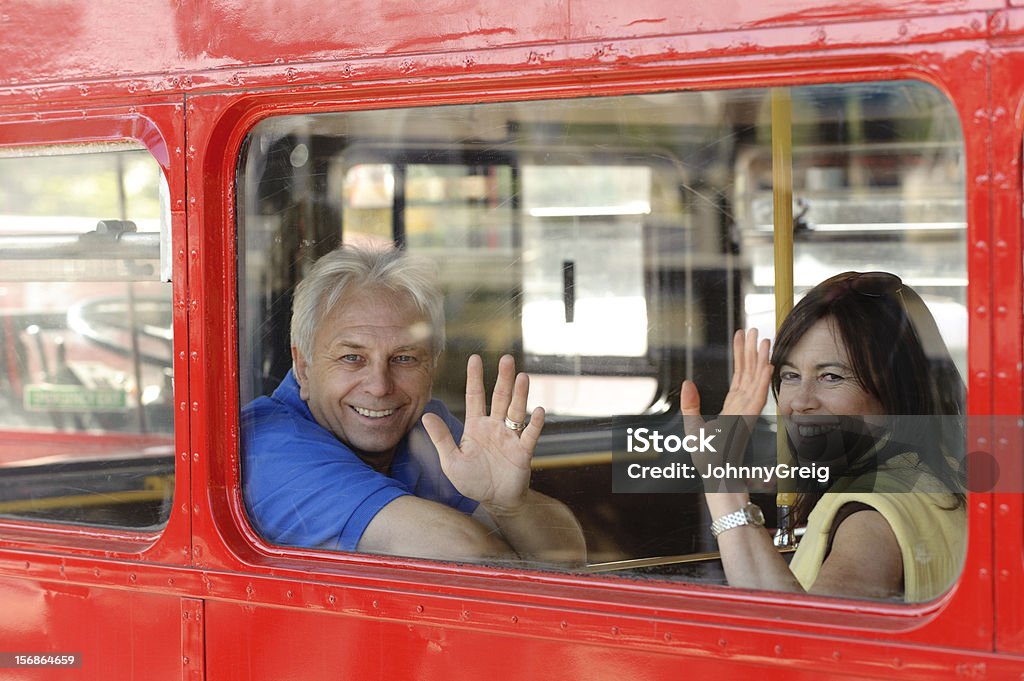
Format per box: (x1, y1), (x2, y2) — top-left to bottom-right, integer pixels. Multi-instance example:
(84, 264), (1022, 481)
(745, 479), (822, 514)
(722, 328), (773, 417)
(681, 329), (772, 420)
(681, 329), (773, 487)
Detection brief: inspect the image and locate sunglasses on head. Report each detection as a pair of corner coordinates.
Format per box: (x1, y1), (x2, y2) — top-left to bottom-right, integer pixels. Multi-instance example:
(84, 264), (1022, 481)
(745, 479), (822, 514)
(827, 271), (904, 299)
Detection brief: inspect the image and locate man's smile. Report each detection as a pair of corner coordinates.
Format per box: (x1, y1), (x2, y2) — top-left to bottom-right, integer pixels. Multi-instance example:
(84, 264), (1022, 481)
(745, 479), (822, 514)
(351, 405), (398, 419)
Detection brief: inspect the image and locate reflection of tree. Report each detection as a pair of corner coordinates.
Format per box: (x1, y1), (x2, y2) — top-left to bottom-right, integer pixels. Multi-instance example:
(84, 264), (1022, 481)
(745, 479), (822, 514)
(0, 150), (161, 219)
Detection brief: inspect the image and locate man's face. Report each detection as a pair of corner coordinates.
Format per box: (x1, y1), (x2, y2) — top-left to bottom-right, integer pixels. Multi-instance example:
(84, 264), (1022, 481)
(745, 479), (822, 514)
(293, 290), (435, 469)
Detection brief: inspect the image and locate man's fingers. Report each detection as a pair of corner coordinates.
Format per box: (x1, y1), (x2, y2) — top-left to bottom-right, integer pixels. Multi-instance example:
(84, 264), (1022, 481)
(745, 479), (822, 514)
(490, 354), (516, 418)
(419, 411), (460, 464)
(519, 406), (545, 453)
(465, 354), (487, 418)
(505, 371), (530, 427)
(422, 412), (460, 461)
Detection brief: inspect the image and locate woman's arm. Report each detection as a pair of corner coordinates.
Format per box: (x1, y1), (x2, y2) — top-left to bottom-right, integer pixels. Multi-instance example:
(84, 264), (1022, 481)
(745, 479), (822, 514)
(683, 330), (903, 598)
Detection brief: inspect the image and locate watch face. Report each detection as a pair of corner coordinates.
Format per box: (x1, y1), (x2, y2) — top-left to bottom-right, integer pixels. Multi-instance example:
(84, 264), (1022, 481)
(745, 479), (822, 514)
(746, 504), (765, 525)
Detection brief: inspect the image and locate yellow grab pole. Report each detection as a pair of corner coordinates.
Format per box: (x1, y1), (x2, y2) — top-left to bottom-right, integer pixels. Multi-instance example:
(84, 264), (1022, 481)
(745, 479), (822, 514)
(771, 88), (797, 547)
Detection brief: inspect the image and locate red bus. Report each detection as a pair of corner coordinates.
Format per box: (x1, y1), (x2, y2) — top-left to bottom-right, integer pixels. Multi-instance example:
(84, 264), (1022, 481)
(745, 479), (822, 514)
(0, 0), (1021, 678)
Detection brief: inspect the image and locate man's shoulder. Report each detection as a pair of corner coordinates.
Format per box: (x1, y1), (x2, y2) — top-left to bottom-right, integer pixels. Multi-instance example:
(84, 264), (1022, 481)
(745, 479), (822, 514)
(242, 372), (338, 454)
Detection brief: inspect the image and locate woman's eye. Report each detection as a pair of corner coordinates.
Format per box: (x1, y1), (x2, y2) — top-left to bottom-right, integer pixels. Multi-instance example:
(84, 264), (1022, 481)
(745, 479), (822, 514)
(820, 372), (844, 383)
(779, 371), (800, 382)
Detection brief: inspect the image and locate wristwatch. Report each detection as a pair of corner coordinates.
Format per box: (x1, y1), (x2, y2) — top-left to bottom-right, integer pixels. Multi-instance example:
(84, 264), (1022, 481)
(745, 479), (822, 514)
(710, 502), (765, 538)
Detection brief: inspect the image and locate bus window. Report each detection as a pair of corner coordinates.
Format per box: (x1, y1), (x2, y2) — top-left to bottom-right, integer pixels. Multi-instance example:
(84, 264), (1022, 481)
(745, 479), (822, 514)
(238, 81), (967, 600)
(0, 145), (174, 531)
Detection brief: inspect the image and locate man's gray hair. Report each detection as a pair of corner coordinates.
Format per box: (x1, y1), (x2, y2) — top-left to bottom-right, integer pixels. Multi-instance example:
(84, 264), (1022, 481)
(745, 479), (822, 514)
(290, 244), (445, 364)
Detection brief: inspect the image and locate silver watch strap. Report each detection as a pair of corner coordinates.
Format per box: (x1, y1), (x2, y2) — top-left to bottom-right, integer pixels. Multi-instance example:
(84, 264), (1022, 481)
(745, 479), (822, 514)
(710, 503), (764, 538)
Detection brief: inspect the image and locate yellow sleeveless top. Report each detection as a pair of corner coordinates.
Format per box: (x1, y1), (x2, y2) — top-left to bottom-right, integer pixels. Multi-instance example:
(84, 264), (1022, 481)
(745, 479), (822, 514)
(789, 452), (966, 602)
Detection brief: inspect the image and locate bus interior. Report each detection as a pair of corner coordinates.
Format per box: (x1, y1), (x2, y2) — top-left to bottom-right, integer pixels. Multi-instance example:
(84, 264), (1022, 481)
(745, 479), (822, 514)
(235, 80), (967, 576)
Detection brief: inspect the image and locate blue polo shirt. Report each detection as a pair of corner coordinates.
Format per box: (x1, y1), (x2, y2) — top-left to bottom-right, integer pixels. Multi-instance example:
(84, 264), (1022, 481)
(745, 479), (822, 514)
(241, 371), (478, 551)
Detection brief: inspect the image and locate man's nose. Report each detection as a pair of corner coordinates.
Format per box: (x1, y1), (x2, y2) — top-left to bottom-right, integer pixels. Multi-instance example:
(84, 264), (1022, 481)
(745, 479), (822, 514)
(362, 361), (394, 396)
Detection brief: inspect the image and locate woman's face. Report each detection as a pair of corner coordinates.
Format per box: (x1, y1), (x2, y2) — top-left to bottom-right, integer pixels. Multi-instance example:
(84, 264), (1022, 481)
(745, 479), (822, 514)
(777, 317), (886, 465)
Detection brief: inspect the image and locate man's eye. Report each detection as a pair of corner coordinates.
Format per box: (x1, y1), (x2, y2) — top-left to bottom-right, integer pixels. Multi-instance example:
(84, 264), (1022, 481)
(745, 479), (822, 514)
(393, 355), (417, 364)
(340, 354), (362, 362)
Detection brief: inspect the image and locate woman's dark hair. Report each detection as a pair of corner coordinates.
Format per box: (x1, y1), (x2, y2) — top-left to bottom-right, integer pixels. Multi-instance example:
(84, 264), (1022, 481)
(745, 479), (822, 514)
(770, 272), (965, 514)
(771, 272), (963, 418)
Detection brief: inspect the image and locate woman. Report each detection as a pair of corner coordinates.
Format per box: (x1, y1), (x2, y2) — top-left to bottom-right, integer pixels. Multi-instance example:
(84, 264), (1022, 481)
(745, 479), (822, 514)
(681, 272), (966, 601)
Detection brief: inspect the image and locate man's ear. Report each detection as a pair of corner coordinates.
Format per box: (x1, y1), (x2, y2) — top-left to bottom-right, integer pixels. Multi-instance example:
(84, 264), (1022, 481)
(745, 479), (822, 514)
(291, 346), (311, 400)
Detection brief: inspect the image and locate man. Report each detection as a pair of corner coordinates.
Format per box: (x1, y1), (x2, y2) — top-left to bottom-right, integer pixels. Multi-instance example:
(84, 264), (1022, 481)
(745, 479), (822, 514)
(242, 244), (586, 566)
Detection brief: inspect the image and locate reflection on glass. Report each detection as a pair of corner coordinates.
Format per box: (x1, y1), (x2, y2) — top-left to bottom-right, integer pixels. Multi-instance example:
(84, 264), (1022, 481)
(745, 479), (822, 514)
(0, 147), (174, 531)
(238, 81), (967, 599)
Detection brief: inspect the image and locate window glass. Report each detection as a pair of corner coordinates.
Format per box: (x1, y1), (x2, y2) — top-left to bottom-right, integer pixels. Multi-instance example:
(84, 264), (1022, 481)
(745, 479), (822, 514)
(238, 82), (967, 600)
(0, 145), (174, 530)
